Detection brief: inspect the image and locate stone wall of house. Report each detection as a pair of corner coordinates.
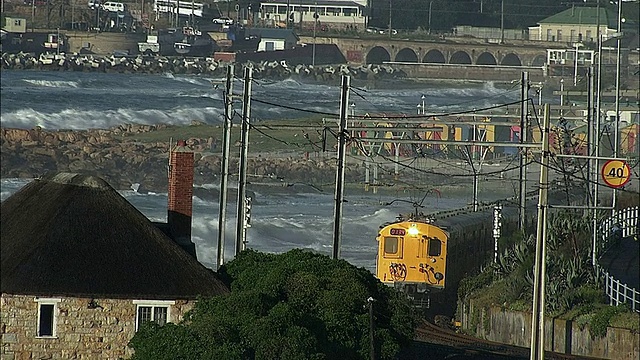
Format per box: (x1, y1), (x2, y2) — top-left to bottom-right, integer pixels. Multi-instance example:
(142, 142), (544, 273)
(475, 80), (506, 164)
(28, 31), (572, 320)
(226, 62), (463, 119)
(1, 294), (195, 360)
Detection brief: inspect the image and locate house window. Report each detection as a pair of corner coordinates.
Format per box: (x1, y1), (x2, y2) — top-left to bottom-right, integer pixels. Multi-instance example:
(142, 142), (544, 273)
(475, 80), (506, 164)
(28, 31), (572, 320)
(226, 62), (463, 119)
(265, 41), (275, 51)
(556, 29), (562, 41)
(586, 30), (592, 42)
(133, 300), (174, 331)
(35, 298), (61, 338)
(546, 29), (552, 41)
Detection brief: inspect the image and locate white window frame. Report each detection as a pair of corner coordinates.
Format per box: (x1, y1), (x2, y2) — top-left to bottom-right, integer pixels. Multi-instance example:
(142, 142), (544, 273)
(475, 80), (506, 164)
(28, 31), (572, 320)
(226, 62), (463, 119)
(34, 298), (61, 338)
(133, 300), (175, 331)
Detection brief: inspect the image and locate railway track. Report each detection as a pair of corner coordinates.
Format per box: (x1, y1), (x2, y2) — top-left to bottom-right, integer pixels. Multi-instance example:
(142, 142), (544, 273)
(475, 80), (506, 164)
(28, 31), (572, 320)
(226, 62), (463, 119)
(415, 320), (600, 359)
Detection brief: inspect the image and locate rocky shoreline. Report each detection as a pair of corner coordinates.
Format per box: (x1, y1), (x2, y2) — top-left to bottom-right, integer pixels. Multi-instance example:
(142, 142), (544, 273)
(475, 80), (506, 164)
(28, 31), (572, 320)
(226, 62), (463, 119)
(0, 52), (406, 81)
(0, 123), (370, 194)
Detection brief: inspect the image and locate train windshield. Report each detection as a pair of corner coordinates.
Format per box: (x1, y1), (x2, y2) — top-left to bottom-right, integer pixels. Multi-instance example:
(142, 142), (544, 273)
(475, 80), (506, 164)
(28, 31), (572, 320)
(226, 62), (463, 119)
(383, 236), (403, 258)
(428, 238), (442, 257)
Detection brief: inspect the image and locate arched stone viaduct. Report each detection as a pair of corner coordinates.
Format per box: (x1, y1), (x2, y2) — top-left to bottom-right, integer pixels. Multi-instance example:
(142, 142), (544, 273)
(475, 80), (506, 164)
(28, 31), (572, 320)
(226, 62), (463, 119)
(299, 36), (550, 67)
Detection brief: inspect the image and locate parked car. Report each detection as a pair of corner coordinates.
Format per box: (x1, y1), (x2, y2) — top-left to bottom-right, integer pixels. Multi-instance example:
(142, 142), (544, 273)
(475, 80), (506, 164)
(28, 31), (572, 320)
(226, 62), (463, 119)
(213, 17), (234, 25)
(88, 0), (101, 9)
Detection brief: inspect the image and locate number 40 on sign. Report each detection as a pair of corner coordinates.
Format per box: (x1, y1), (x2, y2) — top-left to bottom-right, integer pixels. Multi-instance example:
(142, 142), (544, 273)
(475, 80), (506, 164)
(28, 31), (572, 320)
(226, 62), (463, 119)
(601, 160), (631, 188)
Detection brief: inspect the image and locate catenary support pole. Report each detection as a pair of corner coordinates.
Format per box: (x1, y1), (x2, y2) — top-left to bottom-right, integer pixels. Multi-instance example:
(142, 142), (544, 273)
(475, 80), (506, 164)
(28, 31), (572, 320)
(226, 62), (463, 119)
(236, 66), (252, 255)
(586, 67), (593, 211)
(216, 64), (234, 270)
(592, 0), (603, 267)
(612, 0), (622, 212)
(518, 71), (529, 230)
(332, 75), (350, 259)
(530, 103), (550, 360)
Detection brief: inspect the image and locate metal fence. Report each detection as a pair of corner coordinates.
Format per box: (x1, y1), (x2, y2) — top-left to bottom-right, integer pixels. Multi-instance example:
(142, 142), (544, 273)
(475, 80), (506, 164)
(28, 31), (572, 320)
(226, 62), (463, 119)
(597, 206), (639, 312)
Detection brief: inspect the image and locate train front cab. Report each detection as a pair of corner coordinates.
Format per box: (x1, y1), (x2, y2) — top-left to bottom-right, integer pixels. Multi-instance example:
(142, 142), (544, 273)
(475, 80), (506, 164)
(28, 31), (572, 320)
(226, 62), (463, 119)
(376, 221), (449, 307)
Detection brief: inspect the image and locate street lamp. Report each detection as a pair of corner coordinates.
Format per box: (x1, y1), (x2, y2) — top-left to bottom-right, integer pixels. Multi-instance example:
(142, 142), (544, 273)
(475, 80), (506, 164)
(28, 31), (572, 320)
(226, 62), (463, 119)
(312, 1), (318, 66)
(421, 95), (426, 115)
(428, 1), (433, 35)
(573, 42), (583, 86)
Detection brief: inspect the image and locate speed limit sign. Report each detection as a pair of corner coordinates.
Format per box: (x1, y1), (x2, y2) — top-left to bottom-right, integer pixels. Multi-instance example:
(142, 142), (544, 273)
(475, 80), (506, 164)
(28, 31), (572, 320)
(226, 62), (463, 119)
(601, 160), (631, 188)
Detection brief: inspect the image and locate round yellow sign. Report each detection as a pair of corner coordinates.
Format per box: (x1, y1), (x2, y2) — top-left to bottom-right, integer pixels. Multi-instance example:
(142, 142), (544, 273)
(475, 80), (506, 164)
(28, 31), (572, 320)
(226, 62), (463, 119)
(601, 160), (631, 188)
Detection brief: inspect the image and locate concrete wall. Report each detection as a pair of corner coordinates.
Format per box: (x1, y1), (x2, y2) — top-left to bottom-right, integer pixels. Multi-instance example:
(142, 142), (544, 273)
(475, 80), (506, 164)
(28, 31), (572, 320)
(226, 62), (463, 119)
(460, 300), (640, 360)
(0, 294), (195, 359)
(391, 63), (546, 83)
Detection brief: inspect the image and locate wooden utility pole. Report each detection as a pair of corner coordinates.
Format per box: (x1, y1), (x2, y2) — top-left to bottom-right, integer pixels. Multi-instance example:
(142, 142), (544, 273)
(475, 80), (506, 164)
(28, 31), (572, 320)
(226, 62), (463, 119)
(236, 66), (252, 255)
(216, 64), (234, 270)
(518, 71), (529, 231)
(332, 75), (350, 260)
(530, 104), (550, 360)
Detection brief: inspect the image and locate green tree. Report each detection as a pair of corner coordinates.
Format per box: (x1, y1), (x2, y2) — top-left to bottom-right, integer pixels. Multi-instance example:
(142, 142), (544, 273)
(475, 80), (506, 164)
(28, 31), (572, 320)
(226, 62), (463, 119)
(129, 249), (416, 360)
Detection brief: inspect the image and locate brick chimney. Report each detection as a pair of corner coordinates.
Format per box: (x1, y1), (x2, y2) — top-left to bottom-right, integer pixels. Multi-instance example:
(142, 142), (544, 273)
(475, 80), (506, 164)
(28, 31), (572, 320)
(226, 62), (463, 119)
(167, 140), (197, 258)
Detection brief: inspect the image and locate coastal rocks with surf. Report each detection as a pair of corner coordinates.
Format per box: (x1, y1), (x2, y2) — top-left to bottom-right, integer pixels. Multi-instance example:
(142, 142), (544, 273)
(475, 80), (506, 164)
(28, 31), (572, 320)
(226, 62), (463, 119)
(0, 124), (362, 194)
(0, 52), (406, 82)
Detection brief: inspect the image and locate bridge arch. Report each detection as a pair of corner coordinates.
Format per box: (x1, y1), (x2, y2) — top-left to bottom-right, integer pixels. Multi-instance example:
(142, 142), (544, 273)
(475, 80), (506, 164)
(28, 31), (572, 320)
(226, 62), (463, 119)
(531, 55), (546, 67)
(501, 53), (522, 66)
(423, 49), (446, 63)
(450, 51), (472, 64)
(366, 46), (391, 64)
(395, 48), (418, 63)
(476, 52), (497, 65)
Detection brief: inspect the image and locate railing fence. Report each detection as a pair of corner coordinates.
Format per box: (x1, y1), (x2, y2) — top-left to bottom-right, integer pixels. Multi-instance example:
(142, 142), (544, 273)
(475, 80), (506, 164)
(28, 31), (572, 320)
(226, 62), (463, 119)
(596, 206), (639, 312)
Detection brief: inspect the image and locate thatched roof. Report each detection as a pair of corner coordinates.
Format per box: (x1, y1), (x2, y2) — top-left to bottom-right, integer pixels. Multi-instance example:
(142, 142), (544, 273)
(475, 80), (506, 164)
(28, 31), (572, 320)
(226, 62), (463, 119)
(1, 172), (229, 300)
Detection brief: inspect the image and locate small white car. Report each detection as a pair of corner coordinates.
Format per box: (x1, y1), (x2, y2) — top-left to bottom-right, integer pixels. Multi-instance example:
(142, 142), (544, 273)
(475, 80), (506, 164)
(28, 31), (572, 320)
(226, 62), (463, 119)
(213, 17), (234, 25)
(88, 0), (101, 9)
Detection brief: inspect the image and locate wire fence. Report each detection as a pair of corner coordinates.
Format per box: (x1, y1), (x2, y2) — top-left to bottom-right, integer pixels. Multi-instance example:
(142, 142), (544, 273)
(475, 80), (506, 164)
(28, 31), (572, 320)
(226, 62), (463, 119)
(596, 206), (639, 312)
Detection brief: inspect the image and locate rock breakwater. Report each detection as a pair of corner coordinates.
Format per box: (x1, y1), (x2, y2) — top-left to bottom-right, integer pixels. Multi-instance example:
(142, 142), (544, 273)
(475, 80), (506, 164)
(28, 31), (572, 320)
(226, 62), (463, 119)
(1, 124), (363, 192)
(0, 52), (406, 81)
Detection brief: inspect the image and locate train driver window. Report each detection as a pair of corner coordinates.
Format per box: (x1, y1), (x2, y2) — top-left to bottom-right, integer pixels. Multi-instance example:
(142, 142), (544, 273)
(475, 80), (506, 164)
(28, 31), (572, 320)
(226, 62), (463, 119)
(384, 236), (403, 258)
(428, 238), (441, 257)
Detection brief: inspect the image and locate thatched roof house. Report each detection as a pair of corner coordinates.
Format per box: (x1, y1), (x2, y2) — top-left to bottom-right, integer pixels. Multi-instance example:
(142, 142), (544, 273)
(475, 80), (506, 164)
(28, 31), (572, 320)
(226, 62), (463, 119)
(1, 171), (228, 359)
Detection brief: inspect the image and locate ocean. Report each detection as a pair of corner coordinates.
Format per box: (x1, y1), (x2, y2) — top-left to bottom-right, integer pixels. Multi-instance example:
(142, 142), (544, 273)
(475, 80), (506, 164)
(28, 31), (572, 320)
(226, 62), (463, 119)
(0, 69), (536, 271)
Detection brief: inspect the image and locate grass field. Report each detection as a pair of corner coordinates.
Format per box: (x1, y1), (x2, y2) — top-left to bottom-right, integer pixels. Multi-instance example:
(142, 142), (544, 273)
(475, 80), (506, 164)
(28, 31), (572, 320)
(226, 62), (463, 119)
(123, 118), (340, 153)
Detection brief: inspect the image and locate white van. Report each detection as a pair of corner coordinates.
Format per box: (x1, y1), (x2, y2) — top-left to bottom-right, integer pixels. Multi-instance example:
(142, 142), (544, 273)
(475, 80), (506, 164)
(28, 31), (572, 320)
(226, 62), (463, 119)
(101, 2), (125, 12)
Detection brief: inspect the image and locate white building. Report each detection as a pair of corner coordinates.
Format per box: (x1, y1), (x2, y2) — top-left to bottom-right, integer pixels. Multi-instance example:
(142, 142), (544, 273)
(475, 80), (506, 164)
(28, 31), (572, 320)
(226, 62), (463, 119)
(258, 0), (366, 31)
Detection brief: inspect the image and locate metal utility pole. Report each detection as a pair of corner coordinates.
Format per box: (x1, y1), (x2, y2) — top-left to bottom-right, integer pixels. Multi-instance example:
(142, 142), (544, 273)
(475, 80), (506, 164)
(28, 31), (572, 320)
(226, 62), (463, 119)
(592, 0), (603, 267)
(530, 104), (550, 360)
(518, 71), (529, 231)
(217, 64), (234, 270)
(235, 66), (252, 255)
(612, 0), (622, 211)
(332, 75), (350, 260)
(368, 297), (375, 360)
(586, 68), (593, 209)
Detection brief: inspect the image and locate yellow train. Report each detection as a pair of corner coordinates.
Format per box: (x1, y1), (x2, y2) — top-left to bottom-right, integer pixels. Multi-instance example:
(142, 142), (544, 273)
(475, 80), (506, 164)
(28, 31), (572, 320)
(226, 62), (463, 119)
(376, 215), (449, 308)
(375, 205), (523, 312)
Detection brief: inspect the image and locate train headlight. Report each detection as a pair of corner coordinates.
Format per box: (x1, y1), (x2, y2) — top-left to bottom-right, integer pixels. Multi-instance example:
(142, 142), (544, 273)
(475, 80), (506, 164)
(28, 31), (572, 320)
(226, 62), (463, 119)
(407, 225), (419, 236)
(431, 258), (436, 263)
